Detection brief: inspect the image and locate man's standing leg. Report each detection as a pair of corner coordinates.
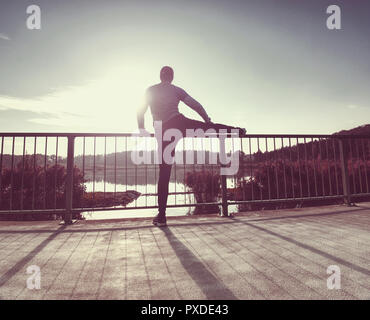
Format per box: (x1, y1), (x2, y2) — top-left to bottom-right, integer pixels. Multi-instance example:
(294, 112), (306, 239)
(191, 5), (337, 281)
(153, 138), (173, 226)
(156, 163), (172, 222)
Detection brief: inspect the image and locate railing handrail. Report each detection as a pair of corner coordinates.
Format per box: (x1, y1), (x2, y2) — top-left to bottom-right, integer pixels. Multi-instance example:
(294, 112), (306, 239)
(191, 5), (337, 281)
(0, 132), (370, 139)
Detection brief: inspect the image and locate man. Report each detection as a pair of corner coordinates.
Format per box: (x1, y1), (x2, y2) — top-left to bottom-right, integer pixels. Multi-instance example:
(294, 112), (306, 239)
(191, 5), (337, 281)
(137, 66), (245, 227)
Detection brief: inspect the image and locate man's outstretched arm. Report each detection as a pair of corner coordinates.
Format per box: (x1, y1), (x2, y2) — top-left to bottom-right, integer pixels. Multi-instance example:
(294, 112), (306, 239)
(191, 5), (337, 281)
(183, 95), (211, 123)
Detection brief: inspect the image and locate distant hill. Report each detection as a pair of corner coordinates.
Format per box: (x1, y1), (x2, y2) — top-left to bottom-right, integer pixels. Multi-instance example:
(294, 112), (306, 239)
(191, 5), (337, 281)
(333, 124), (370, 136)
(246, 124), (370, 163)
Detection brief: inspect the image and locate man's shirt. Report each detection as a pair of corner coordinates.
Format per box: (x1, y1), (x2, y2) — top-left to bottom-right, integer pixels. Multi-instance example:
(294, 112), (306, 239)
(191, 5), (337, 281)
(139, 82), (209, 127)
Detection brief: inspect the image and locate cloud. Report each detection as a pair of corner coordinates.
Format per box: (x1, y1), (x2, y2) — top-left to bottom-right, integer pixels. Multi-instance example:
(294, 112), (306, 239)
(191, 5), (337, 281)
(0, 108), (61, 131)
(0, 33), (10, 40)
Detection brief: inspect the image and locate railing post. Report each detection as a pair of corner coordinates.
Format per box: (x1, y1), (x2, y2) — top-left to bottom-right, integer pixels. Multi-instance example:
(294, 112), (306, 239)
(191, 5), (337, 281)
(220, 173), (228, 216)
(338, 138), (351, 205)
(64, 135), (75, 224)
(219, 138), (229, 217)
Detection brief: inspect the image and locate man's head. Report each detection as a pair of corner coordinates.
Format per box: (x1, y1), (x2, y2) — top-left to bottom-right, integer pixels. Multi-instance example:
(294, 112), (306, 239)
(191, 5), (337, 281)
(160, 66), (174, 83)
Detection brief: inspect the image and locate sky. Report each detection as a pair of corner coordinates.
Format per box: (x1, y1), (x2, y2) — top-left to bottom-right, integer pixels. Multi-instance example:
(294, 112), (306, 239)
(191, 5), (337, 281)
(0, 0), (369, 135)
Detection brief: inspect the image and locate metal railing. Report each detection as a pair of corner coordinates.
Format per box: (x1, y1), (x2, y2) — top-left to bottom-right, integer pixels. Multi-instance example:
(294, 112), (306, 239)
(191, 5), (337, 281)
(0, 132), (369, 223)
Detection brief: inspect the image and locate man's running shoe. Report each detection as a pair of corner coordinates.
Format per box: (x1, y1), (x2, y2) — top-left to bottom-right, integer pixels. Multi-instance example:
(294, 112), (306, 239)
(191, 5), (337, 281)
(154, 220), (167, 227)
(152, 215), (167, 227)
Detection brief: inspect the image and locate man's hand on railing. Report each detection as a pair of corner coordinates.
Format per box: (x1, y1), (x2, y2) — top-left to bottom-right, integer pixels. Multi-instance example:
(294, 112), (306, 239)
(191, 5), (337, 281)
(137, 128), (151, 137)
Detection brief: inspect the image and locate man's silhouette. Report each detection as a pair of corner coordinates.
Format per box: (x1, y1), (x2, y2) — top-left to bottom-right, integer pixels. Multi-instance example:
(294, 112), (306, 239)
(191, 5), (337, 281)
(137, 66), (245, 226)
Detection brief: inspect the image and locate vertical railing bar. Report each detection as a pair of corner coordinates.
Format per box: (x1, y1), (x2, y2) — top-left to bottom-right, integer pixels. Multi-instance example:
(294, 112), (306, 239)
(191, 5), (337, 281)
(232, 137), (236, 202)
(114, 136), (117, 202)
(219, 137), (228, 216)
(9, 136), (15, 210)
(361, 139), (369, 193)
(311, 138), (318, 197)
(249, 137), (254, 201)
(154, 137), (157, 206)
(349, 138), (356, 194)
(125, 137), (128, 193)
(20, 136), (26, 210)
(174, 137), (179, 206)
(297, 137), (303, 199)
(192, 137), (196, 177)
(355, 139), (363, 194)
(145, 137), (148, 207)
(135, 136), (137, 207)
(183, 138), (186, 205)
(257, 138), (262, 200)
(318, 138), (325, 196)
(104, 136), (107, 200)
(240, 137), (246, 202)
(273, 137), (279, 199)
(55, 136), (59, 210)
(339, 138), (351, 205)
(82, 137), (85, 179)
(281, 138), (288, 199)
(210, 137), (214, 205)
(289, 138), (295, 199)
(93, 136), (96, 208)
(143, 138), (148, 207)
(332, 138), (339, 195)
(326, 139), (333, 196)
(81, 136), (85, 210)
(281, 138), (287, 199)
(32, 137), (37, 210)
(64, 135), (75, 224)
(43, 137), (48, 209)
(304, 137), (310, 198)
(265, 137), (271, 200)
(192, 138), (196, 205)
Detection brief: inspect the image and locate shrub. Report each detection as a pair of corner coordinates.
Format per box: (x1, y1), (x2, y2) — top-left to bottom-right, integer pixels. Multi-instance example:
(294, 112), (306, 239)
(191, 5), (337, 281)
(185, 170), (220, 214)
(234, 159), (370, 211)
(0, 156), (85, 220)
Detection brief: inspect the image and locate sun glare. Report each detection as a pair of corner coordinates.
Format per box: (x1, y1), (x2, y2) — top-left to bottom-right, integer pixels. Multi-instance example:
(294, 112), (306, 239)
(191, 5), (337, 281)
(0, 63), (157, 132)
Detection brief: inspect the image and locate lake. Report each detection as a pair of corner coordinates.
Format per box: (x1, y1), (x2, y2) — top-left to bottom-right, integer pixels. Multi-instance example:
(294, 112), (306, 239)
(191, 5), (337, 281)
(82, 174), (240, 220)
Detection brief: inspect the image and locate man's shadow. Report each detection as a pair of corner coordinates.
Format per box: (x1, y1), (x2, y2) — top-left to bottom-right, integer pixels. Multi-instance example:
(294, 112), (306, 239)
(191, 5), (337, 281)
(159, 226), (237, 300)
(0, 225), (66, 289)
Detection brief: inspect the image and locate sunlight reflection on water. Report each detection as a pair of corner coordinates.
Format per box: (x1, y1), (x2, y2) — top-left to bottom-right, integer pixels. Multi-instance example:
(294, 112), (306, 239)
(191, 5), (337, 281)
(82, 179), (239, 220)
